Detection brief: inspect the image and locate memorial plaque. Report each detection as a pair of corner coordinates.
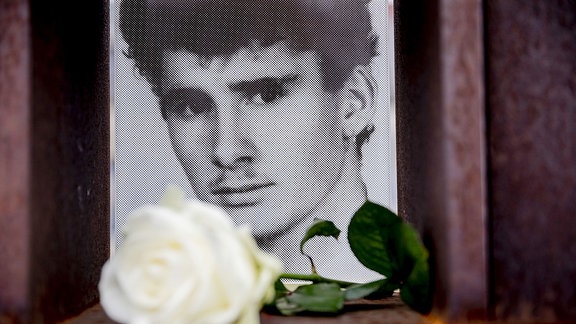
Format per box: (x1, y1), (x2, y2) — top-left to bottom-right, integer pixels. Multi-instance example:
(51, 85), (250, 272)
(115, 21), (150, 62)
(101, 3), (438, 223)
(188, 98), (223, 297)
(111, 0), (397, 282)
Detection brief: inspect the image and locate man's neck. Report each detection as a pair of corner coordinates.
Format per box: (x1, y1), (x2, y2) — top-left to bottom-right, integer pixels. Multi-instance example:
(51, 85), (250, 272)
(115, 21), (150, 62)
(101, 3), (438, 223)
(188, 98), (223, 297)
(258, 151), (368, 276)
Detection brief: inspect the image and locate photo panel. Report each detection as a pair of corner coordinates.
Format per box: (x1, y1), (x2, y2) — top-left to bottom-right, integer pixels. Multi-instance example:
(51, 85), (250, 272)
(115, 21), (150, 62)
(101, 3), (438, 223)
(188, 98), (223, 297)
(111, 0), (395, 282)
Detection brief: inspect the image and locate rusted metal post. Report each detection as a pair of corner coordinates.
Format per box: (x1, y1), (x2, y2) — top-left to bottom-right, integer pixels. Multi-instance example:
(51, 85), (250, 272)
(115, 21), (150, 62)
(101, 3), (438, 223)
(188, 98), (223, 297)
(0, 0), (110, 322)
(397, 0), (576, 322)
(0, 0), (32, 320)
(395, 0), (488, 321)
(485, 1), (576, 321)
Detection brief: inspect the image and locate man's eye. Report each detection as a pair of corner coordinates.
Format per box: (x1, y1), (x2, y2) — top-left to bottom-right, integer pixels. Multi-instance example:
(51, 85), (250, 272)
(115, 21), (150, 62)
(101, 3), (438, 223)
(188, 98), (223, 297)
(248, 80), (286, 105)
(176, 101), (204, 116)
(161, 94), (212, 119)
(163, 101), (203, 118)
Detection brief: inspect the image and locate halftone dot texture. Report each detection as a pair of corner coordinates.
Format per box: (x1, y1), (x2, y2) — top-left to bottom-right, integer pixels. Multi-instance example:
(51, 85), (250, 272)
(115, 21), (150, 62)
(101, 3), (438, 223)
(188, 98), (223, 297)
(112, 0), (395, 282)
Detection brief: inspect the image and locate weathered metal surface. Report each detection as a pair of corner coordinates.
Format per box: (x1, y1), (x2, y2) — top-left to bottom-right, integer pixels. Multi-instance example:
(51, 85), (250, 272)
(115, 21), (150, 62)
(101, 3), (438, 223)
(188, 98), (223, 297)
(395, 0), (488, 321)
(62, 297), (429, 324)
(485, 0), (576, 321)
(0, 0), (110, 322)
(0, 0), (31, 321)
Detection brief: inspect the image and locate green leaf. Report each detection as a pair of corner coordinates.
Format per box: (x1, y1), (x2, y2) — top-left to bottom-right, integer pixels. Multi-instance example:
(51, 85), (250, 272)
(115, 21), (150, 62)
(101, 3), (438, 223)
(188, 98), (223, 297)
(344, 279), (390, 300)
(263, 279), (291, 313)
(400, 258), (431, 313)
(347, 202), (432, 314)
(348, 202), (403, 277)
(273, 279), (290, 300)
(398, 222), (428, 271)
(277, 283), (345, 315)
(397, 223), (432, 313)
(300, 218), (341, 254)
(275, 297), (306, 316)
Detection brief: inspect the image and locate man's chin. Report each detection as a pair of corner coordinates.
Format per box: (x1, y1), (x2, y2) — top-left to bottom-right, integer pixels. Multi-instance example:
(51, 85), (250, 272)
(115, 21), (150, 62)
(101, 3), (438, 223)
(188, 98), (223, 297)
(225, 207), (301, 240)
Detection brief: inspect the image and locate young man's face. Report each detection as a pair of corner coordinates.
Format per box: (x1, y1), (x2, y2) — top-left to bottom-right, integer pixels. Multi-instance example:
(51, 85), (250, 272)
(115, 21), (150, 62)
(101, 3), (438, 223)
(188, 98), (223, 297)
(160, 42), (351, 238)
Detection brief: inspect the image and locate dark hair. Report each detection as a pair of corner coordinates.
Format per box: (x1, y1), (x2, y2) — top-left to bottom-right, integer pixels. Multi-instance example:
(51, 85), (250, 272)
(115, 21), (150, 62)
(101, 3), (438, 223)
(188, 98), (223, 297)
(119, 0), (378, 95)
(119, 0), (377, 155)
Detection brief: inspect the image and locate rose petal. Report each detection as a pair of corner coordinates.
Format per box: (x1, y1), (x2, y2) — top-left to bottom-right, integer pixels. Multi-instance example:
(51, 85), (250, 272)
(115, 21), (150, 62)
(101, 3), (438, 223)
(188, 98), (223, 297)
(99, 193), (283, 324)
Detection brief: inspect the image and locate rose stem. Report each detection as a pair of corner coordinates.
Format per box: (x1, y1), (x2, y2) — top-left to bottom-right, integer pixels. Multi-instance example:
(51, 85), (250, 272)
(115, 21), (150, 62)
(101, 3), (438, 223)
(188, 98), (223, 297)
(279, 273), (357, 287)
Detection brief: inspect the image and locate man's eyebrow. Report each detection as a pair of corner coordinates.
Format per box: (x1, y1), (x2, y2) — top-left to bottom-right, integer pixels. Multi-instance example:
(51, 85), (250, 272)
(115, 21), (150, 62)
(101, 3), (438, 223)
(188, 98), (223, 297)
(161, 87), (204, 100)
(159, 87), (209, 107)
(229, 74), (300, 93)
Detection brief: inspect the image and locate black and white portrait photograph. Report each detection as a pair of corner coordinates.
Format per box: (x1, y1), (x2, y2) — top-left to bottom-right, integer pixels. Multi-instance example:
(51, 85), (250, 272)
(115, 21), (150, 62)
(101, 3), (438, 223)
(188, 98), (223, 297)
(111, 0), (396, 283)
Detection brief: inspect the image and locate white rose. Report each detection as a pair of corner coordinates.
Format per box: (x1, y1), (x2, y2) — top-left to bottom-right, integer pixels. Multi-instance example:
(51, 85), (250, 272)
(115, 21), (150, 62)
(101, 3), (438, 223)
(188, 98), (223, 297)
(99, 186), (283, 324)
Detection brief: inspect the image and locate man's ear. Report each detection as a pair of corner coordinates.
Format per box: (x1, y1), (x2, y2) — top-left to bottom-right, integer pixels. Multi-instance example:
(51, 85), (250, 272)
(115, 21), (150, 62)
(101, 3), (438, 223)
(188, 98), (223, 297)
(341, 65), (377, 139)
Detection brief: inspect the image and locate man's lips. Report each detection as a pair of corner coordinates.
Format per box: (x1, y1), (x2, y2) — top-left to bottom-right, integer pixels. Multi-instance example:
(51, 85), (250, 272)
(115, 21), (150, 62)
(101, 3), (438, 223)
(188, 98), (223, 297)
(210, 180), (275, 206)
(211, 182), (274, 195)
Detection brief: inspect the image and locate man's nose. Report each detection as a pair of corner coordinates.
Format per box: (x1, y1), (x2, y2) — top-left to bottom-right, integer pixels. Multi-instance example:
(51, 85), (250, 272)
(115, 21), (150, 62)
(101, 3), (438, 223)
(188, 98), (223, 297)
(211, 107), (256, 170)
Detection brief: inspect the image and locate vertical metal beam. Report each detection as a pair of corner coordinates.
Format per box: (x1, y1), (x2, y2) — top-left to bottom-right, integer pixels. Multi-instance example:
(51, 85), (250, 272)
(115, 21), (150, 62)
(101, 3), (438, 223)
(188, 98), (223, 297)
(0, 0), (32, 321)
(485, 0), (576, 321)
(395, 0), (488, 320)
(0, 0), (110, 322)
